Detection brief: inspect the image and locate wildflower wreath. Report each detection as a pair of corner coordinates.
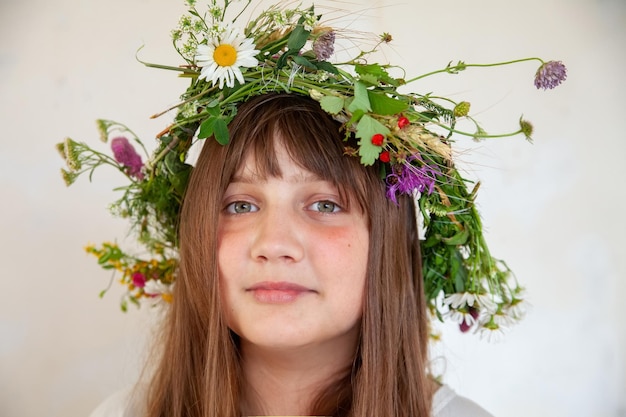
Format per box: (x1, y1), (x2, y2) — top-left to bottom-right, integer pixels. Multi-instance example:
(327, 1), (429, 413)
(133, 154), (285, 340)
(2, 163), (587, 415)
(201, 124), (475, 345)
(57, 0), (566, 338)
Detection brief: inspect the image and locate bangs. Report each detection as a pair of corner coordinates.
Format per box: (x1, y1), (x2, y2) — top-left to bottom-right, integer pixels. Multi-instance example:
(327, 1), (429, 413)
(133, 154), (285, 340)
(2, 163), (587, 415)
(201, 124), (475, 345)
(225, 93), (378, 212)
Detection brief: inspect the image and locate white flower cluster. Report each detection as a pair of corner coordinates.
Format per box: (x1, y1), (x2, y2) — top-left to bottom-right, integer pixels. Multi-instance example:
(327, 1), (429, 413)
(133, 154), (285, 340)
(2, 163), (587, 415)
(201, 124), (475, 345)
(443, 289), (527, 342)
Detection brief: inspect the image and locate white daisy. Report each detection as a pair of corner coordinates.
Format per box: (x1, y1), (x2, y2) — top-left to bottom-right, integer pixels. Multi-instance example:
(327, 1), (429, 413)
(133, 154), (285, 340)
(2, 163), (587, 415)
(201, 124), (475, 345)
(443, 291), (498, 317)
(142, 280), (174, 307)
(505, 287), (528, 320)
(195, 26), (259, 89)
(504, 297), (528, 321)
(447, 308), (477, 327)
(475, 293), (498, 315)
(476, 319), (506, 343)
(443, 292), (476, 309)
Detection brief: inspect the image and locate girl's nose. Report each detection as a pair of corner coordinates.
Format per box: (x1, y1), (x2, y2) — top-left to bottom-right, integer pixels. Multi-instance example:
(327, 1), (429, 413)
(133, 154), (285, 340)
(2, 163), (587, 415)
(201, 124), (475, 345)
(249, 206), (305, 263)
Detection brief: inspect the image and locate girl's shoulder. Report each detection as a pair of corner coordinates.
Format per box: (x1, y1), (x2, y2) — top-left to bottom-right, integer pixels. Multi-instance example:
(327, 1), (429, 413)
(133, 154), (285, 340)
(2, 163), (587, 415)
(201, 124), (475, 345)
(432, 385), (494, 417)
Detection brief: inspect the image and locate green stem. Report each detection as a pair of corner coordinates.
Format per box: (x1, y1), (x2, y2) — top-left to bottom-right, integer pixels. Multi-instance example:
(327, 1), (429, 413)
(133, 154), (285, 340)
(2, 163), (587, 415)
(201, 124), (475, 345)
(232, 0), (253, 23)
(107, 121), (149, 156)
(405, 57), (545, 84)
(422, 115), (524, 139)
(136, 45), (198, 75)
(150, 86), (214, 120)
(145, 136), (180, 175)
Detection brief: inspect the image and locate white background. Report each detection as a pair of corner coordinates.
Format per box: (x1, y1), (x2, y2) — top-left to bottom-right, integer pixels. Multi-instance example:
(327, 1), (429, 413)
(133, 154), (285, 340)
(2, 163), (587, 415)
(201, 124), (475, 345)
(0, 0), (624, 416)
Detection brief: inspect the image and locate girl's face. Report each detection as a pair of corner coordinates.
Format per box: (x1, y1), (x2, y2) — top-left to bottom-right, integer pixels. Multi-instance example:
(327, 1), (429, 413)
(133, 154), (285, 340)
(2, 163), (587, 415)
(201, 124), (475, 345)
(217, 140), (369, 352)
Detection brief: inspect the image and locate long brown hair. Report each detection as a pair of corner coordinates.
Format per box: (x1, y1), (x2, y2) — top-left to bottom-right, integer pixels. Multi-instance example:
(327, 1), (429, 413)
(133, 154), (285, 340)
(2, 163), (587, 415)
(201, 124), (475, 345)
(144, 93), (432, 417)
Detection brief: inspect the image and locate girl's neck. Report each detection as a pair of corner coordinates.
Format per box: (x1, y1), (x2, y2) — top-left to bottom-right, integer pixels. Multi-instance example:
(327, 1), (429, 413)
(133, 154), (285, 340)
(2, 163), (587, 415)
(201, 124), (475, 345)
(240, 335), (357, 416)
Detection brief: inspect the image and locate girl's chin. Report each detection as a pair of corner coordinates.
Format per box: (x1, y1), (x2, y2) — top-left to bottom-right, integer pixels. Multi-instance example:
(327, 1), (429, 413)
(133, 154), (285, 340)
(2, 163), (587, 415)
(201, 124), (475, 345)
(235, 323), (361, 354)
(238, 330), (315, 351)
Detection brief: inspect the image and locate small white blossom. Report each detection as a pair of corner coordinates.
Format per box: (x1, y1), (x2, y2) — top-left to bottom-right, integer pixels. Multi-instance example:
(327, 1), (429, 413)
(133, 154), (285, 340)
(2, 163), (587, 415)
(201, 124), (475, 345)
(302, 12), (318, 31)
(272, 11), (290, 29)
(208, 5), (223, 20)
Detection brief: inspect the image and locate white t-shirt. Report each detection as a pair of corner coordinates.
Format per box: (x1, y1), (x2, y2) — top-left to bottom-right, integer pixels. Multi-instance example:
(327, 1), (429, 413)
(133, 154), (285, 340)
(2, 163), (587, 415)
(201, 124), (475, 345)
(89, 384), (494, 417)
(431, 385), (494, 417)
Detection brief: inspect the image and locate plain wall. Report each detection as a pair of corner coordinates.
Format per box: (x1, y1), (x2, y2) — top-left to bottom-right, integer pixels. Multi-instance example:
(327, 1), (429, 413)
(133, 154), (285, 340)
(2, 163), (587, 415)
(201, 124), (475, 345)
(0, 0), (624, 416)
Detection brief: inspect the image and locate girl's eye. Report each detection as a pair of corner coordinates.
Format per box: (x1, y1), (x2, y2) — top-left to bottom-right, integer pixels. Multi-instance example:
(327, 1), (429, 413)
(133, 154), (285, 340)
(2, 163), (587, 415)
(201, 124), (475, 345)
(310, 200), (341, 213)
(225, 201), (258, 214)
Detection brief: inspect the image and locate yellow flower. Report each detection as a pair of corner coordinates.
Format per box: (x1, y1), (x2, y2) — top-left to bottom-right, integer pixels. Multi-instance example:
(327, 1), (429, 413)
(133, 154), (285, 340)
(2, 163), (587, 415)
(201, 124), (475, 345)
(195, 26), (259, 89)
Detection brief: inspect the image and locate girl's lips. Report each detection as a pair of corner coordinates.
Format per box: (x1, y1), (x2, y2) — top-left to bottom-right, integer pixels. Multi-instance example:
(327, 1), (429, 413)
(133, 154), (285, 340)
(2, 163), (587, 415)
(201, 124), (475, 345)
(247, 281), (314, 303)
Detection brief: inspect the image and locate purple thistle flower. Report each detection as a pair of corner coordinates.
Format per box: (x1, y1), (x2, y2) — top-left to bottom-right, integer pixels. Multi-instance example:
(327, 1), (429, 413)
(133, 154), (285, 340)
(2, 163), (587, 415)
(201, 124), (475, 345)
(385, 156), (439, 204)
(111, 136), (144, 179)
(534, 60), (567, 90)
(313, 31), (336, 61)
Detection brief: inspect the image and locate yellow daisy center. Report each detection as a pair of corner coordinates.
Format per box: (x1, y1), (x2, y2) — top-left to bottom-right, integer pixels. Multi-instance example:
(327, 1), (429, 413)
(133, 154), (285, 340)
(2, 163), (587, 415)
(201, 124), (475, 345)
(213, 44), (238, 67)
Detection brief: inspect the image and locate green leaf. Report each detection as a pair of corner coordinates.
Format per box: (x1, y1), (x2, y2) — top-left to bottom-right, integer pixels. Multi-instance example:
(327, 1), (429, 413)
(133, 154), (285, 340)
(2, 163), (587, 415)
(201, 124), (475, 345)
(206, 103), (221, 116)
(347, 82), (371, 113)
(423, 233), (443, 248)
(355, 114), (390, 166)
(443, 228), (469, 245)
(346, 108), (365, 126)
(314, 60), (339, 74)
(197, 116), (217, 139)
(198, 115), (230, 144)
(378, 162), (387, 180)
(213, 118), (229, 145)
(164, 151), (187, 175)
(287, 20), (310, 51)
(450, 249), (468, 293)
(171, 165), (192, 195)
(97, 245), (123, 265)
(275, 20), (311, 69)
(293, 55), (317, 69)
(358, 73), (379, 86)
(355, 63), (399, 86)
(367, 91), (409, 116)
(320, 96), (344, 114)
(275, 51), (292, 69)
(97, 252), (111, 264)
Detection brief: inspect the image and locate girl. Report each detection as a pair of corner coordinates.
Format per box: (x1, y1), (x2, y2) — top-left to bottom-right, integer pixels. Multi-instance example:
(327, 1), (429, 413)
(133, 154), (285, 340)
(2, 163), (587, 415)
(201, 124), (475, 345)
(90, 93), (493, 417)
(67, 2), (564, 416)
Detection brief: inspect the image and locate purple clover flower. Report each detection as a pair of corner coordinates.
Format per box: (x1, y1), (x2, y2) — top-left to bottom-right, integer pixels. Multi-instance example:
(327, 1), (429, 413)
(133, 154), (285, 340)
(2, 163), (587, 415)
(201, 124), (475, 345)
(459, 306), (480, 333)
(111, 136), (144, 179)
(132, 272), (146, 288)
(313, 31), (336, 61)
(385, 156), (440, 204)
(534, 60), (567, 90)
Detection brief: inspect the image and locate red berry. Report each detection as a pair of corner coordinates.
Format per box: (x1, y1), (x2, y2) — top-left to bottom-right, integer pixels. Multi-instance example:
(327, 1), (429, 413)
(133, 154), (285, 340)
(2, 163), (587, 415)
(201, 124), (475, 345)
(397, 116), (410, 129)
(379, 151), (390, 163)
(371, 133), (385, 146)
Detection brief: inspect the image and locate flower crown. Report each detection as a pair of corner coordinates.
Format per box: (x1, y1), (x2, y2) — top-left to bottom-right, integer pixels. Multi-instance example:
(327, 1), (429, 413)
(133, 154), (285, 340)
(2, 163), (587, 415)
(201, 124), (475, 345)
(57, 0), (566, 339)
